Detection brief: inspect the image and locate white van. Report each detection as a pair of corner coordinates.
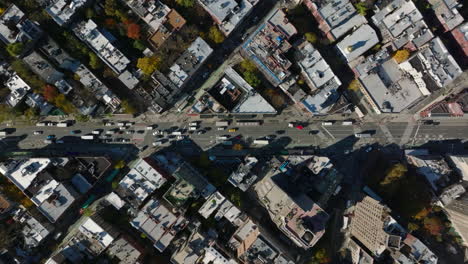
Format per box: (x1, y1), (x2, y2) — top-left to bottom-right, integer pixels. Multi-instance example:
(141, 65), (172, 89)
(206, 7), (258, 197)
(322, 122), (333, 126)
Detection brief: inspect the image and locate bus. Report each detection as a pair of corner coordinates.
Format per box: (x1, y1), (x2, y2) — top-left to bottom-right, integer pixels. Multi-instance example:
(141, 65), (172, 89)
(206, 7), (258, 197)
(236, 120), (262, 126)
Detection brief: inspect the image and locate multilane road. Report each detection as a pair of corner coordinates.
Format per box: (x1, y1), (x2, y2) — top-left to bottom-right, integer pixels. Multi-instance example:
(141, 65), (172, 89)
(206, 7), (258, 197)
(1, 119), (467, 153)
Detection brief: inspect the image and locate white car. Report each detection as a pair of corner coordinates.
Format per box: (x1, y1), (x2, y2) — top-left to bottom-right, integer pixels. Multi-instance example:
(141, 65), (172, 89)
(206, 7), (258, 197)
(33, 131), (43, 135)
(217, 127), (226, 131)
(288, 122), (294, 128)
(47, 122), (54, 126)
(146, 125), (155, 130)
(92, 130), (101, 135)
(152, 141), (163, 146)
(105, 122), (114, 126)
(176, 135), (185, 140)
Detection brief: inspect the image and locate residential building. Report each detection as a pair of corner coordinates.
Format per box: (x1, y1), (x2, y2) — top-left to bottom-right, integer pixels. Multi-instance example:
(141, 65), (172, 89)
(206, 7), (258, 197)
(372, 0), (434, 50)
(73, 20), (137, 88)
(13, 208), (53, 248)
(118, 157), (171, 206)
(447, 155), (468, 181)
(202, 246), (238, 264)
(411, 37), (462, 88)
(0, 4), (43, 45)
(148, 9), (186, 49)
(5, 73), (31, 107)
(253, 171), (329, 249)
(171, 231), (212, 264)
(420, 88), (468, 118)
(301, 86), (340, 115)
(296, 41), (341, 92)
(239, 235), (294, 264)
(167, 37), (213, 88)
(130, 198), (187, 252)
(336, 24), (379, 63)
(206, 67), (277, 114)
(198, 191), (226, 219)
(304, 0), (367, 41)
(25, 93), (54, 115)
(106, 237), (142, 264)
(198, 0), (258, 36)
(445, 193), (468, 246)
(23, 51), (65, 84)
(349, 196), (390, 256)
(355, 49), (430, 114)
(228, 219), (260, 257)
(451, 22), (468, 58)
(0, 194), (12, 217)
(46, 0), (89, 26)
(228, 156), (259, 191)
(241, 9), (297, 87)
(428, 0), (464, 31)
(346, 239), (374, 264)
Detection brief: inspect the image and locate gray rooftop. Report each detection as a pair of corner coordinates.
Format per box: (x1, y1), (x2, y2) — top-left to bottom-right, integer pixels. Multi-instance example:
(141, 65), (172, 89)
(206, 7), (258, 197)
(318, 0), (367, 39)
(23, 51), (64, 84)
(46, 0), (89, 26)
(38, 183), (78, 223)
(336, 24), (379, 62)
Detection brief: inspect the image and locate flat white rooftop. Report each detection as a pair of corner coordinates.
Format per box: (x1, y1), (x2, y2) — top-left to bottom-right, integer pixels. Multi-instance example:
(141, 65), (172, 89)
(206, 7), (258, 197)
(336, 24), (379, 62)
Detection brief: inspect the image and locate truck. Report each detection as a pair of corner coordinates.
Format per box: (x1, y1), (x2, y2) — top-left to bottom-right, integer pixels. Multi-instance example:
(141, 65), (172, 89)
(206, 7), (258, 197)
(322, 122), (334, 126)
(36, 122), (47, 127)
(216, 135), (229, 140)
(189, 126), (198, 131)
(236, 120), (261, 126)
(0, 131), (7, 137)
(253, 139), (270, 145)
(56, 122), (70, 127)
(81, 135), (95, 140)
(341, 121), (354, 126)
(216, 121), (230, 127)
(117, 122), (125, 126)
(172, 131), (182, 136)
(189, 122), (198, 126)
(354, 133), (372, 138)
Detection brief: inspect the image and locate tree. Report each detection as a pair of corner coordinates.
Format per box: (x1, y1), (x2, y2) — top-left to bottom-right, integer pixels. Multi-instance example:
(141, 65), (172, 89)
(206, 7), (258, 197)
(137, 56), (161, 75)
(54, 94), (76, 114)
(408, 222), (420, 232)
(82, 208), (94, 216)
(24, 107), (38, 120)
(314, 249), (331, 264)
(393, 49), (410, 63)
(380, 163), (408, 186)
(6, 43), (25, 56)
(133, 39), (146, 50)
(271, 94), (285, 108)
(85, 8), (95, 19)
(413, 207), (431, 220)
(232, 144), (243, 151)
(208, 26), (225, 44)
(127, 23), (141, 39)
(114, 160), (126, 169)
(354, 2), (368, 16)
(121, 99), (137, 115)
(104, 0), (117, 16)
(240, 59), (257, 73)
(243, 71), (261, 87)
(305, 32), (318, 44)
(176, 0), (195, 8)
(88, 52), (102, 70)
(43, 84), (58, 102)
(424, 217), (444, 236)
(348, 79), (360, 92)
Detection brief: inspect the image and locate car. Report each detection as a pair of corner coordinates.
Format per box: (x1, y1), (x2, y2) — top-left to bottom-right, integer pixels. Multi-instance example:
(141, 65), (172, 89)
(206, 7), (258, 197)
(105, 122), (114, 126)
(117, 130), (124, 134)
(153, 141), (163, 146)
(137, 130), (145, 134)
(217, 127), (226, 131)
(44, 139), (54, 144)
(365, 147), (373, 153)
(47, 122), (55, 126)
(276, 130), (285, 134)
(56, 140), (64, 144)
(70, 130), (80, 135)
(122, 138), (130, 143)
(106, 130), (115, 135)
(47, 135), (55, 139)
(152, 130), (162, 135)
(309, 130), (319, 135)
(288, 122), (295, 128)
(92, 130), (101, 135)
(33, 131), (43, 135)
(228, 128), (238, 132)
(105, 139), (113, 143)
(126, 130), (135, 134)
(116, 138), (124, 142)
(119, 126), (127, 130)
(146, 125), (155, 130)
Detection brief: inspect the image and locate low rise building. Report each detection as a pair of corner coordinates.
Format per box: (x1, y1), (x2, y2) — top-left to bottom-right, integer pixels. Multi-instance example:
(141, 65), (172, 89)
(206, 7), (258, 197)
(170, 231), (212, 264)
(46, 0), (89, 26)
(301, 87), (340, 115)
(206, 67), (277, 114)
(304, 0), (367, 41)
(0, 4), (43, 46)
(167, 37), (213, 88)
(5, 73), (31, 107)
(411, 37), (462, 88)
(106, 237), (142, 264)
(198, 191), (226, 219)
(346, 239), (374, 264)
(228, 156), (259, 191)
(73, 20), (137, 88)
(118, 157), (171, 206)
(447, 155), (468, 181)
(130, 198), (187, 252)
(406, 151), (453, 192)
(428, 0), (464, 32)
(228, 219), (260, 257)
(13, 208), (53, 249)
(0, 194), (12, 217)
(25, 93), (54, 115)
(198, 0), (258, 36)
(241, 9), (297, 87)
(336, 24), (379, 63)
(451, 22), (468, 58)
(355, 49), (430, 114)
(372, 0), (434, 50)
(23, 51), (65, 84)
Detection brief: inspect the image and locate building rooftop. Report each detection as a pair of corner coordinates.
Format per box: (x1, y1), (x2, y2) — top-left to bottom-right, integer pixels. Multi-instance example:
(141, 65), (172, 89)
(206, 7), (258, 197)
(171, 231), (209, 264)
(406, 152), (452, 191)
(198, 191), (226, 219)
(451, 22), (468, 57)
(46, 0), (89, 26)
(130, 198), (186, 252)
(429, 0), (464, 31)
(23, 51), (65, 84)
(0, 158), (51, 191)
(229, 218), (260, 257)
(336, 24), (379, 62)
(347, 239), (374, 264)
(301, 86), (340, 115)
(106, 237), (142, 264)
(208, 67), (276, 114)
(228, 156), (258, 191)
(447, 155), (468, 181)
(5, 74), (31, 107)
(317, 0), (367, 39)
(415, 37), (462, 87)
(349, 195), (389, 256)
(297, 42), (341, 91)
(172, 162), (216, 199)
(25, 93), (54, 115)
(126, 0), (170, 32)
(78, 217), (116, 252)
(372, 0), (433, 49)
(168, 37), (213, 88)
(241, 9), (297, 86)
(73, 20), (130, 74)
(202, 246), (238, 264)
(16, 210), (52, 248)
(199, 0), (257, 36)
(38, 182), (78, 223)
(0, 5), (43, 45)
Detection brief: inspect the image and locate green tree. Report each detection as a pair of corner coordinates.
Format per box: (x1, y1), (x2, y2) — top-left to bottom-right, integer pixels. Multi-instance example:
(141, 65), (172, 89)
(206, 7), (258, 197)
(54, 94), (76, 114)
(208, 26), (225, 44)
(88, 52), (102, 70)
(243, 71), (261, 87)
(121, 99), (137, 115)
(348, 79), (361, 92)
(104, 0), (117, 16)
(240, 59), (257, 73)
(85, 8), (95, 19)
(137, 56), (161, 75)
(176, 0), (195, 8)
(82, 208), (94, 217)
(408, 222), (420, 232)
(354, 2), (368, 16)
(24, 107), (38, 120)
(305, 32), (318, 44)
(380, 163), (408, 186)
(114, 160), (126, 169)
(6, 43), (25, 56)
(133, 39), (146, 50)
(75, 114), (89, 122)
